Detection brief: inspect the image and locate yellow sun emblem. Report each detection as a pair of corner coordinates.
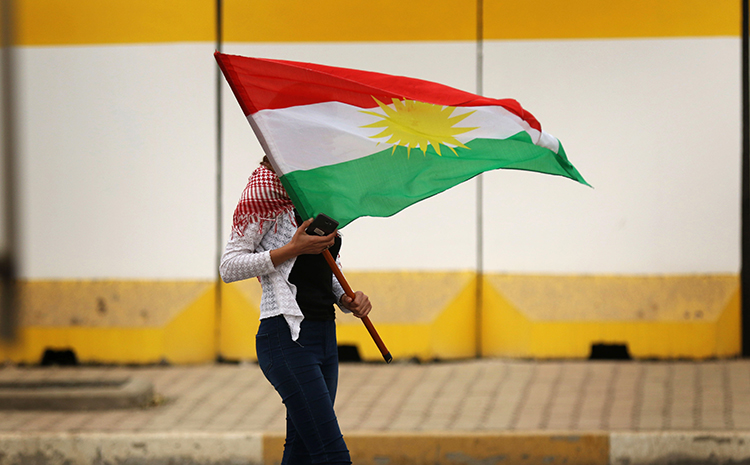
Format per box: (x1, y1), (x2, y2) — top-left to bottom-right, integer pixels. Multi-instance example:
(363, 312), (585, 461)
(361, 97), (478, 157)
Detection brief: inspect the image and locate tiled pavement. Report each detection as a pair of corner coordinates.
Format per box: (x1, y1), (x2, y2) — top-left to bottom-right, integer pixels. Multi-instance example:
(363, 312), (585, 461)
(0, 358), (747, 434)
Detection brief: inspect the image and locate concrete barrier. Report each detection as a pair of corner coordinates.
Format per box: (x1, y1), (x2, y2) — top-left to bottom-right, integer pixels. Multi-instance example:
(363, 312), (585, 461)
(6, 431), (749, 465)
(0, 432), (263, 465)
(610, 431), (750, 465)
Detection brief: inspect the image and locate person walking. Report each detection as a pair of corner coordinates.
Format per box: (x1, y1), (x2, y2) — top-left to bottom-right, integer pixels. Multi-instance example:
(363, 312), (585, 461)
(220, 157), (371, 465)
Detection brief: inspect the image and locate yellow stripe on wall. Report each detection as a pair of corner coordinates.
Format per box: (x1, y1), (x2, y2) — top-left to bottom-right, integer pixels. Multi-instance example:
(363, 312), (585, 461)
(481, 274), (741, 359)
(0, 280), (217, 364)
(14, 0), (736, 46)
(485, 0), (740, 40)
(226, 0), (738, 42)
(1, 273), (741, 364)
(219, 271), (742, 362)
(16, 0), (215, 46)
(224, 0), (476, 43)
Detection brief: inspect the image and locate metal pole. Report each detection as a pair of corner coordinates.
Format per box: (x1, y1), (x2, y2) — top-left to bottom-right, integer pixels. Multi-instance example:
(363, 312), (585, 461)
(475, 0), (484, 358)
(0, 0), (17, 342)
(741, 0), (749, 356)
(215, 0), (224, 359)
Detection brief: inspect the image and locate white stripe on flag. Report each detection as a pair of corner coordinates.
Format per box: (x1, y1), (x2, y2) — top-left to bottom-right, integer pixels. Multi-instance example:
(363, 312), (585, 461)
(251, 100), (552, 175)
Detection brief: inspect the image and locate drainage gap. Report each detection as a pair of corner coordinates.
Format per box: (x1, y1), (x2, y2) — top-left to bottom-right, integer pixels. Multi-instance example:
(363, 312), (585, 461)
(40, 348), (78, 366)
(338, 345), (361, 362)
(589, 343), (632, 360)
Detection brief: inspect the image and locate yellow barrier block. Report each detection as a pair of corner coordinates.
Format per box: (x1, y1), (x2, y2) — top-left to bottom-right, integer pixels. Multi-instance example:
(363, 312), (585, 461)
(219, 272), (476, 361)
(337, 272), (476, 362)
(482, 274), (740, 359)
(218, 280), (262, 361)
(3, 273), (738, 364)
(218, 272), (477, 362)
(164, 285), (217, 364)
(0, 326), (164, 364)
(716, 286), (741, 357)
(0, 280), (217, 364)
(481, 280), (532, 358)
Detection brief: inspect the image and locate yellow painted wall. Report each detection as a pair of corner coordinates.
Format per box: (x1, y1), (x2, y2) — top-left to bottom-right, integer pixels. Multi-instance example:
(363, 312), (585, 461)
(13, 0), (738, 47)
(484, 0), (739, 40)
(216, 273), (741, 362)
(4, 273), (736, 364)
(218, 280), (262, 361)
(335, 272), (477, 362)
(0, 281), (217, 364)
(15, 0), (215, 45)
(224, 0), (738, 42)
(481, 274), (741, 359)
(217, 272), (478, 363)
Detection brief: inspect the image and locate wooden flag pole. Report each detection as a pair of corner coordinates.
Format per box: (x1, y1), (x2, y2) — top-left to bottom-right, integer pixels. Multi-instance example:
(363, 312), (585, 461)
(322, 249), (392, 363)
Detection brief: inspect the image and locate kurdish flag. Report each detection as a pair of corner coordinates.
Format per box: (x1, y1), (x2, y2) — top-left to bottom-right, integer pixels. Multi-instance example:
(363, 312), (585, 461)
(216, 52), (588, 228)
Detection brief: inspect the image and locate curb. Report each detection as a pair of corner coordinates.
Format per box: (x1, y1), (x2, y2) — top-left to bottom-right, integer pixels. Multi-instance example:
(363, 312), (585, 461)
(0, 432), (263, 465)
(0, 431), (749, 465)
(0, 378), (154, 411)
(610, 431), (750, 465)
(264, 431), (609, 465)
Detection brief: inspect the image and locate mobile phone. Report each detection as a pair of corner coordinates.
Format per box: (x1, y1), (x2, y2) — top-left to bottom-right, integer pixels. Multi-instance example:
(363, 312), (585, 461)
(305, 213), (339, 236)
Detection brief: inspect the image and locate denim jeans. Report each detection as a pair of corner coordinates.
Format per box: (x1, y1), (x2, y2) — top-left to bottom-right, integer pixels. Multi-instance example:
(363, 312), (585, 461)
(256, 315), (351, 465)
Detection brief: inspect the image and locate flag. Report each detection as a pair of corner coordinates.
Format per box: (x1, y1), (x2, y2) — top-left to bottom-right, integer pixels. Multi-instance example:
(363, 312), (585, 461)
(216, 52), (588, 228)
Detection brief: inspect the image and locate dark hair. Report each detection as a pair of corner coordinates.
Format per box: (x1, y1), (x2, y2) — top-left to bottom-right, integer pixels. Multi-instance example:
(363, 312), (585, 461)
(260, 155), (274, 173)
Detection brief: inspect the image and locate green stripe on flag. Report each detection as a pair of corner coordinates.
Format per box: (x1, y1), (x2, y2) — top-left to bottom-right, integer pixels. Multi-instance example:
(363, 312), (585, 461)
(281, 131), (589, 228)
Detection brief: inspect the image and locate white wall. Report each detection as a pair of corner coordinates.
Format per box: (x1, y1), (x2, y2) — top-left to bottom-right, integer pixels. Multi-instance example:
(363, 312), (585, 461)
(17, 43), (217, 279)
(13, 37), (739, 279)
(483, 37), (741, 274)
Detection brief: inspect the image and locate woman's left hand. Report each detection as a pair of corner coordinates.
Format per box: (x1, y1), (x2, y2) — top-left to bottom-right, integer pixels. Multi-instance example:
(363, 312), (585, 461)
(340, 291), (372, 319)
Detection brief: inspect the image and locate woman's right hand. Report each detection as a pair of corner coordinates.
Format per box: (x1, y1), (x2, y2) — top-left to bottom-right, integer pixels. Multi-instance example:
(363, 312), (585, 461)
(288, 218), (337, 255)
(270, 218), (337, 267)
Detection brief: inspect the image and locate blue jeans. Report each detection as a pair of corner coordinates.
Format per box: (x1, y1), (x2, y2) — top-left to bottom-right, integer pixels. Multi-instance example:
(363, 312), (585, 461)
(256, 315), (351, 465)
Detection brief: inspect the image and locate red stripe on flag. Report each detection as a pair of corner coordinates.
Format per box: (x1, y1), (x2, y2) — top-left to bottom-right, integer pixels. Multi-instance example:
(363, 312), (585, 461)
(215, 52), (541, 132)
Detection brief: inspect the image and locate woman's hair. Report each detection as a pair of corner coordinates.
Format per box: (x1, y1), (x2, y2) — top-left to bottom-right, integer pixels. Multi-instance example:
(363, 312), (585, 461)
(261, 155), (274, 172)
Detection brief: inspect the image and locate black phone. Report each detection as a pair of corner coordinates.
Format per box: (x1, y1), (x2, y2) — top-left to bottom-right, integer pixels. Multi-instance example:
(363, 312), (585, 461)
(305, 213), (339, 236)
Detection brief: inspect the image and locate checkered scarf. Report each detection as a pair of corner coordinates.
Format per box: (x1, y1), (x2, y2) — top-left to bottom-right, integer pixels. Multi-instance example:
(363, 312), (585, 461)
(232, 164), (295, 236)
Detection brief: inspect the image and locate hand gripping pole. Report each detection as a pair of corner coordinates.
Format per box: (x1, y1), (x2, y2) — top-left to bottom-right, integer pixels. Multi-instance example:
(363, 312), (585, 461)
(322, 249), (392, 363)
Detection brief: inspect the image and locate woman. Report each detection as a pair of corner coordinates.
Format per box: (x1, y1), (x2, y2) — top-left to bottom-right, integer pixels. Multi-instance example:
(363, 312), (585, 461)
(220, 157), (371, 465)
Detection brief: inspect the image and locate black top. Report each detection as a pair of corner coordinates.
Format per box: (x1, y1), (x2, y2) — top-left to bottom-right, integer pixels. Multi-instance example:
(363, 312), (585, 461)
(288, 212), (342, 321)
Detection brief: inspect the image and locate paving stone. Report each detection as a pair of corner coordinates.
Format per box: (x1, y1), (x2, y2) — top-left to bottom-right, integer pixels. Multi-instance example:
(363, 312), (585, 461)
(0, 359), (747, 435)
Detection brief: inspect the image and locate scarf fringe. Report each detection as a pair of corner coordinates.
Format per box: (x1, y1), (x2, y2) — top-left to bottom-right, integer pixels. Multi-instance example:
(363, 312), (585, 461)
(232, 208), (296, 237)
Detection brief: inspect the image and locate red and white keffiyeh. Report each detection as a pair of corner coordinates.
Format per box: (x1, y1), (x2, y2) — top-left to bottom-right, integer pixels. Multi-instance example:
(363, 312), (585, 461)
(232, 164), (295, 236)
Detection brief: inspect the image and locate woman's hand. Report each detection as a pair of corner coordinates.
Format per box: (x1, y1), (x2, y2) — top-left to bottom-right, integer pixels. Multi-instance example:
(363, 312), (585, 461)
(289, 218), (337, 255)
(340, 291), (372, 319)
(270, 218), (336, 267)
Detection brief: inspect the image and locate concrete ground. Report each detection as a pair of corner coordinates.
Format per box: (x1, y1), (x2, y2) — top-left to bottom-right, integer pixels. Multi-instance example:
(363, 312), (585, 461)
(0, 359), (749, 464)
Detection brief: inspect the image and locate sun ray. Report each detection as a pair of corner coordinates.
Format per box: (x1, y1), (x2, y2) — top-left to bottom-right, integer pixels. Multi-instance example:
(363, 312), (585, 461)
(361, 97), (478, 157)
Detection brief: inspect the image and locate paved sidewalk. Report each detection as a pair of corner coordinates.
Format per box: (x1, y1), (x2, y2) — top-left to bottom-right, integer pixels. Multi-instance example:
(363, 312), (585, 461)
(1, 359), (747, 433)
(0, 359), (749, 464)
